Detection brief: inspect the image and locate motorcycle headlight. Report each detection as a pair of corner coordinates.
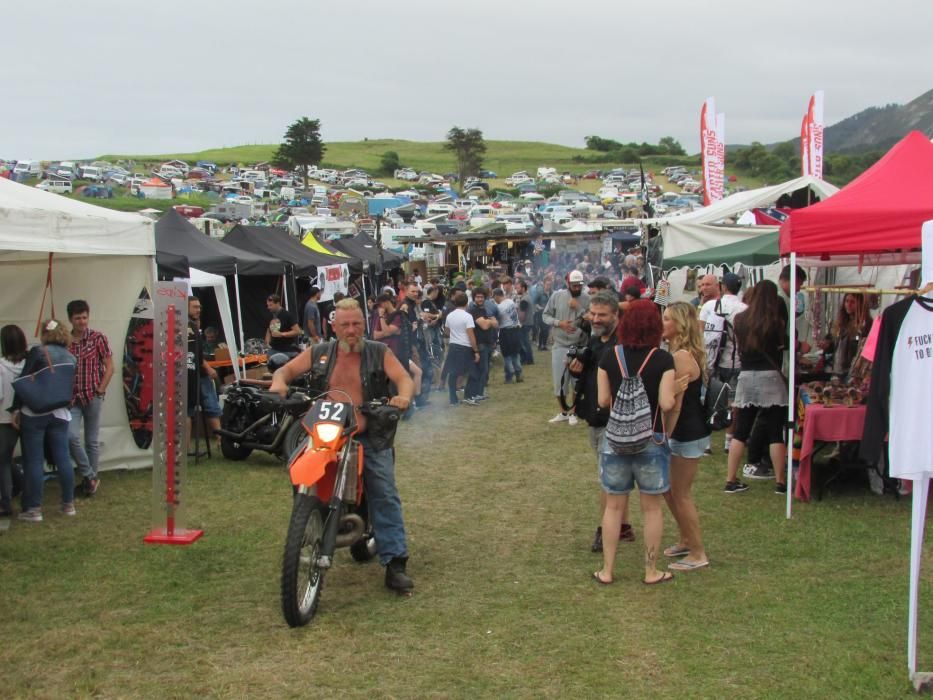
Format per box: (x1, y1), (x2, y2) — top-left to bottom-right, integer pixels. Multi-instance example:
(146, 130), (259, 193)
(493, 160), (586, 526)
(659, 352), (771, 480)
(314, 422), (341, 443)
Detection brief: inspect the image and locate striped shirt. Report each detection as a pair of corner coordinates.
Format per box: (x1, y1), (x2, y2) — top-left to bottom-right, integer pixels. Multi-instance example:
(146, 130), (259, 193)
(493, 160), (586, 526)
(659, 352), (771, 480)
(69, 329), (112, 405)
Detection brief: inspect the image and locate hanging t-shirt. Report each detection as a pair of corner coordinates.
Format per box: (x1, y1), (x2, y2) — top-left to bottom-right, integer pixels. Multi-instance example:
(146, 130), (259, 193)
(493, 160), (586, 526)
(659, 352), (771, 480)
(862, 295), (933, 478)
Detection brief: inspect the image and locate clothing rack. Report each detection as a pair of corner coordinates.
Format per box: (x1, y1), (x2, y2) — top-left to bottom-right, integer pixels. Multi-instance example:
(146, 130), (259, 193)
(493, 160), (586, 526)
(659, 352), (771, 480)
(801, 285), (922, 295)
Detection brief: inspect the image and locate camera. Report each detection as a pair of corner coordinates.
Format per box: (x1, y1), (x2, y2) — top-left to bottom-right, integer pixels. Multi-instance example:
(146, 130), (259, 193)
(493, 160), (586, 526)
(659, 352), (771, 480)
(566, 344), (591, 366)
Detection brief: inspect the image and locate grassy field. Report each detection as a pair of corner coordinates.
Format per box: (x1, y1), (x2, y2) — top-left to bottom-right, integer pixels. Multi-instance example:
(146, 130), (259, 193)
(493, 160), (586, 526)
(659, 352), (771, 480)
(0, 353), (926, 698)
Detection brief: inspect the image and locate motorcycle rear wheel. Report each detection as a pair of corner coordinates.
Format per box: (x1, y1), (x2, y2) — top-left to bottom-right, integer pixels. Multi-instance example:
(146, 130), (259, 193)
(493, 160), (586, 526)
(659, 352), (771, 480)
(220, 436), (253, 461)
(281, 494), (326, 627)
(280, 420), (307, 462)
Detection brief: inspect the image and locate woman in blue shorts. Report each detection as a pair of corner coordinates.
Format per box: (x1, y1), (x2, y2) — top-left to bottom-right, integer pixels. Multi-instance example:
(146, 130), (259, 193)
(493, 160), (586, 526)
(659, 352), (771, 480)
(661, 302), (710, 571)
(594, 300), (679, 586)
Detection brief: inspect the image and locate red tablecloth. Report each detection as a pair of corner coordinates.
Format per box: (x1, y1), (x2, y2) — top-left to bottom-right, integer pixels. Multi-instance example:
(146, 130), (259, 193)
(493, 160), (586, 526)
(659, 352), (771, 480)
(795, 404), (867, 502)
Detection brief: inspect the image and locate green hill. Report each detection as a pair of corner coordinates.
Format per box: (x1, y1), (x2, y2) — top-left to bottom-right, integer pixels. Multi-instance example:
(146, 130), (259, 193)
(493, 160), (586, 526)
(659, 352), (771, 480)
(101, 139), (697, 177)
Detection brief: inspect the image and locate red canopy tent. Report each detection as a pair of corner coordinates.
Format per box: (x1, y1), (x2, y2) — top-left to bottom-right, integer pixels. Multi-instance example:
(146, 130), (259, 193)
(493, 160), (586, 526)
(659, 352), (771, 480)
(779, 130), (933, 266)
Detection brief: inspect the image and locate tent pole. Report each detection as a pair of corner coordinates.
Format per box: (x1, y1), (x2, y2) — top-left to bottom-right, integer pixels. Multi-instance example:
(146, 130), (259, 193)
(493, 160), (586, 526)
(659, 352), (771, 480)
(786, 253), (797, 519)
(908, 477), (929, 679)
(234, 265), (245, 354)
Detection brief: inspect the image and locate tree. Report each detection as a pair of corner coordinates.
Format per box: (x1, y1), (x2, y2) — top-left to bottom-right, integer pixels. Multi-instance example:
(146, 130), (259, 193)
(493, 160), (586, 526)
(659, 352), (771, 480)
(444, 127), (486, 194)
(273, 117), (326, 188)
(658, 136), (686, 156)
(584, 135), (622, 152)
(380, 151), (401, 176)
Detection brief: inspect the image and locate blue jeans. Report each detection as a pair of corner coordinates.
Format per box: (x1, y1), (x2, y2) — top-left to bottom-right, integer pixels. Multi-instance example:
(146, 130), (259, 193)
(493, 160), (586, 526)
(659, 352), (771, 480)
(465, 344), (492, 399)
(0, 424), (18, 512)
(69, 397), (103, 480)
(20, 413), (75, 510)
(503, 353), (522, 380)
(519, 325), (534, 364)
(358, 437), (408, 565)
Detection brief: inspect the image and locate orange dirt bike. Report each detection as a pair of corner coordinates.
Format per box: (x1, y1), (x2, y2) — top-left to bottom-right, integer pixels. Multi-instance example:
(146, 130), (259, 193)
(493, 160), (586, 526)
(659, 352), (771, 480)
(279, 392), (401, 627)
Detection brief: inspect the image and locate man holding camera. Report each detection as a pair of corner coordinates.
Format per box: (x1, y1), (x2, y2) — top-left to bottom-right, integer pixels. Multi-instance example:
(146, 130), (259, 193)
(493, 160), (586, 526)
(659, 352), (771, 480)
(567, 290), (634, 552)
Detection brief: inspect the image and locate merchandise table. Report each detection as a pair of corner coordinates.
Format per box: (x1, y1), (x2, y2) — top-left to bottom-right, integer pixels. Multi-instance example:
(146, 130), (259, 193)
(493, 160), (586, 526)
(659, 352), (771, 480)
(795, 403), (867, 501)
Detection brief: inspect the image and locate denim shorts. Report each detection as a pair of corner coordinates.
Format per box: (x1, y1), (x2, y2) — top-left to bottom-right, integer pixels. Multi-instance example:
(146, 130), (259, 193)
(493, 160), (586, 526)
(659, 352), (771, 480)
(598, 433), (670, 495)
(187, 375), (222, 418)
(669, 435), (711, 459)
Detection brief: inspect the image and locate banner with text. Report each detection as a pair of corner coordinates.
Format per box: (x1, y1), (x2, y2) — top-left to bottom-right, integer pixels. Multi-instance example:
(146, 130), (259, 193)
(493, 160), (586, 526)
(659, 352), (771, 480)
(700, 97), (725, 205)
(806, 91), (825, 179)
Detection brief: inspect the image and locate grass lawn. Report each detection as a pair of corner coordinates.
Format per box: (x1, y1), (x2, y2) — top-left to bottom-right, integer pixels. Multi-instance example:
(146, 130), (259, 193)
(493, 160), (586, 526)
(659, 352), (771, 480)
(1, 352), (925, 697)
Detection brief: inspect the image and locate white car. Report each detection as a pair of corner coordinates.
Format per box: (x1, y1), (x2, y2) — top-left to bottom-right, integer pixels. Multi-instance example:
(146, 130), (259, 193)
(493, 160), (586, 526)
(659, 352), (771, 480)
(505, 174), (533, 186)
(36, 179), (73, 194)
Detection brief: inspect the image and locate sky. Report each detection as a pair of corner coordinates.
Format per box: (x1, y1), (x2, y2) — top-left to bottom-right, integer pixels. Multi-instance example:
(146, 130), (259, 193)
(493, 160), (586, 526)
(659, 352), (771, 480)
(3, 0), (931, 160)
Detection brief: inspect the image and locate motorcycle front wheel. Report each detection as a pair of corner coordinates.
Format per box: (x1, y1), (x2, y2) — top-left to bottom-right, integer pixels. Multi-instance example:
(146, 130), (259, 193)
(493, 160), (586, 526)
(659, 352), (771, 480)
(281, 494), (326, 627)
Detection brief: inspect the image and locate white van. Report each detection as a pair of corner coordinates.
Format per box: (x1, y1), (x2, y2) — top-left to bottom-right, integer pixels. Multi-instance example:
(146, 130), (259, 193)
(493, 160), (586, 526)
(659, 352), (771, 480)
(36, 179), (73, 194)
(80, 166), (102, 182)
(13, 160), (42, 177)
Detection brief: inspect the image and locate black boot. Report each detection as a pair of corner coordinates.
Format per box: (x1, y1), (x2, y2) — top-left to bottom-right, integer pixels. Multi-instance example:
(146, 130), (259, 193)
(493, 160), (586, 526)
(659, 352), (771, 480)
(385, 556), (414, 593)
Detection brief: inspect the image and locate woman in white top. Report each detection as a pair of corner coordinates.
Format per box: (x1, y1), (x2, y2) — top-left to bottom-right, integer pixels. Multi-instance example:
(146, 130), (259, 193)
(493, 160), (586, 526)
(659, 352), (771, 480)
(0, 325), (27, 517)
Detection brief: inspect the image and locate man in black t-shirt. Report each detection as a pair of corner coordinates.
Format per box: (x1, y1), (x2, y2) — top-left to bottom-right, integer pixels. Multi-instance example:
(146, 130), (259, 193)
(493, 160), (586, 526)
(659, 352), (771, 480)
(187, 297), (221, 451)
(566, 291), (633, 552)
(265, 293), (301, 372)
(465, 287), (498, 402)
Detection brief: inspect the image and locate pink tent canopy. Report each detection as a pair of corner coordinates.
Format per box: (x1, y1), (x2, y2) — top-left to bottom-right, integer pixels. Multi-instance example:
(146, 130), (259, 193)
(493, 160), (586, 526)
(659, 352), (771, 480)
(779, 130), (933, 265)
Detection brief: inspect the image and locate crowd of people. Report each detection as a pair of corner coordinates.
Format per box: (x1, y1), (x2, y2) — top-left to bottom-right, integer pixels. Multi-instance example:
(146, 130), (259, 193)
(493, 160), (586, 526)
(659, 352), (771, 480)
(1, 251), (881, 594)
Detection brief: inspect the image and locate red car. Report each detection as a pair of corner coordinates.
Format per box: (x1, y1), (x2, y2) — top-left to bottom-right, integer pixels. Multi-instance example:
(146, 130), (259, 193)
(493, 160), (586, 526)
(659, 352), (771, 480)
(174, 205), (205, 218)
(582, 170), (601, 179)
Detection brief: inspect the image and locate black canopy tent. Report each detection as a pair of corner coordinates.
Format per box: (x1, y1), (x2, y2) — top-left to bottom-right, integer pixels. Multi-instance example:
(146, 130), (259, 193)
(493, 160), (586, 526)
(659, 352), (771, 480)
(224, 224), (360, 339)
(223, 224), (350, 275)
(155, 209), (289, 349)
(329, 232), (405, 272)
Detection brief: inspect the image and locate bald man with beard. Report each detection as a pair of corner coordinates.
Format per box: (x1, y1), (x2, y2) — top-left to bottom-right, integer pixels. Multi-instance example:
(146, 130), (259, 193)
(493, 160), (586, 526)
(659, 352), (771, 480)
(691, 274), (721, 308)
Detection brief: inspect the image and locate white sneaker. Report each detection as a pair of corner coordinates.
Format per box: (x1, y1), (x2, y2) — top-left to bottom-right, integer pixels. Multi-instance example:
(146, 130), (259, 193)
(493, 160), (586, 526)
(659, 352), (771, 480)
(568, 414), (579, 426)
(549, 413), (569, 424)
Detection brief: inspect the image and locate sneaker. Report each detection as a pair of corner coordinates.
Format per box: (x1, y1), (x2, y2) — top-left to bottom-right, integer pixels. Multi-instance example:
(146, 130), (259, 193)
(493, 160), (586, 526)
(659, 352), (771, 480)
(462, 397), (480, 406)
(18, 509), (43, 523)
(723, 480), (749, 494)
(475, 394), (490, 401)
(62, 502), (77, 516)
(620, 523), (635, 542)
(567, 415), (579, 427)
(774, 482), (788, 495)
(548, 412), (569, 424)
(742, 463), (775, 481)
(85, 478), (100, 496)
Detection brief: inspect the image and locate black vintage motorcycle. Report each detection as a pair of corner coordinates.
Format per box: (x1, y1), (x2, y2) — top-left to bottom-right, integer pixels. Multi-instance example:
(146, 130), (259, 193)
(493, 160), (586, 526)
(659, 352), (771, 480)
(216, 381), (311, 461)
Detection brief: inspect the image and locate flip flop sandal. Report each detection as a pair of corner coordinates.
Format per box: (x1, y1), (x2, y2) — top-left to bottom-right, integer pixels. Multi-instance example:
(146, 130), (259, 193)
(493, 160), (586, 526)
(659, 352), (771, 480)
(664, 544), (690, 558)
(668, 559), (710, 572)
(592, 572), (613, 585)
(643, 572), (675, 586)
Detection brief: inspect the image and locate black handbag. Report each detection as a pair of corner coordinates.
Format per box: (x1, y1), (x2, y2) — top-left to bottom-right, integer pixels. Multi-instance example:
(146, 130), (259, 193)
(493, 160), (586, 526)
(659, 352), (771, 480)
(12, 347), (75, 413)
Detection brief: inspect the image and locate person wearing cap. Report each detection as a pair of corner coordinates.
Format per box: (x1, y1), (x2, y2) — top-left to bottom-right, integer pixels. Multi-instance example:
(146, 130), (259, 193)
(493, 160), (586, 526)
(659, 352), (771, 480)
(699, 272), (746, 453)
(542, 270), (589, 425)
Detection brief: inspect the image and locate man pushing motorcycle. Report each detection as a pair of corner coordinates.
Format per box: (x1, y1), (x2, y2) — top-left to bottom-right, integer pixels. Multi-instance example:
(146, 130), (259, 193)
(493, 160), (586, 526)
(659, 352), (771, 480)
(270, 298), (416, 594)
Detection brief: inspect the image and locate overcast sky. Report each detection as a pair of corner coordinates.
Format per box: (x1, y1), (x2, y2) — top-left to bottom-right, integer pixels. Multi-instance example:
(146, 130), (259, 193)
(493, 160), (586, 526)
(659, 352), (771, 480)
(4, 0), (930, 160)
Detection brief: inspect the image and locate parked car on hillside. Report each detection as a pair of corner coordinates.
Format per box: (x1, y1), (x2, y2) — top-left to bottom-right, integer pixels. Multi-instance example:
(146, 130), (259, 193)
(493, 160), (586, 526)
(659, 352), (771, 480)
(36, 179), (73, 194)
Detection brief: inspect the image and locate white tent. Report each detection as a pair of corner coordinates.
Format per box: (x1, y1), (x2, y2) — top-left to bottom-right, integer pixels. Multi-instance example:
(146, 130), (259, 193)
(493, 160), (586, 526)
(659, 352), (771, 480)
(0, 177), (155, 471)
(654, 175), (839, 260)
(186, 268), (241, 382)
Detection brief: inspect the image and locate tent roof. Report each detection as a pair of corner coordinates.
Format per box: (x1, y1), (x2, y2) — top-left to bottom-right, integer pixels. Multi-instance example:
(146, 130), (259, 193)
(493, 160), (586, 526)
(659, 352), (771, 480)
(664, 231), (779, 268)
(300, 231), (363, 273)
(780, 130), (933, 264)
(224, 224), (347, 275)
(155, 208), (283, 276)
(0, 177), (155, 258)
(329, 232), (404, 272)
(655, 175), (837, 260)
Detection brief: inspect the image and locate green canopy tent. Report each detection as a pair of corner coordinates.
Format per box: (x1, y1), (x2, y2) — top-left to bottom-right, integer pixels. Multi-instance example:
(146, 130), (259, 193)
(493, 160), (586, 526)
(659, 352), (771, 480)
(663, 231), (779, 268)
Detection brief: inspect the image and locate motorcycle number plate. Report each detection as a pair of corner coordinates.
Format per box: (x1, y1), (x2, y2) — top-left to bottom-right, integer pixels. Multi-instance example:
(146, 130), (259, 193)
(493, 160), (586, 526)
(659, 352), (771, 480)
(303, 400), (352, 430)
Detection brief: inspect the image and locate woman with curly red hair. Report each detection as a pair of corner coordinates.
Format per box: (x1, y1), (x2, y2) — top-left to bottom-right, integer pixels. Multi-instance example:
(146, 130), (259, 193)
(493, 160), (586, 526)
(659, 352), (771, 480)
(594, 300), (682, 585)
